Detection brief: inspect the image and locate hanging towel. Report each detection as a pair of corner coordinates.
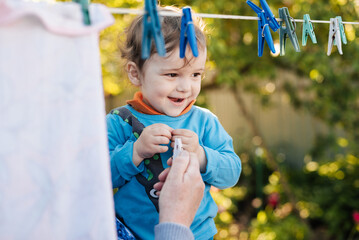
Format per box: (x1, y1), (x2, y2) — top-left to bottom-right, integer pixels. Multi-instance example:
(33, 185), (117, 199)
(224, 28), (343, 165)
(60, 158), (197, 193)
(0, 1), (116, 240)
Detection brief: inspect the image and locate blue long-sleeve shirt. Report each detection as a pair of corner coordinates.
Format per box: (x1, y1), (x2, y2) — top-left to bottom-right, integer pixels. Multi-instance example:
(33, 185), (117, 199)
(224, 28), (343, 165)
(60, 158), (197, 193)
(106, 105), (241, 240)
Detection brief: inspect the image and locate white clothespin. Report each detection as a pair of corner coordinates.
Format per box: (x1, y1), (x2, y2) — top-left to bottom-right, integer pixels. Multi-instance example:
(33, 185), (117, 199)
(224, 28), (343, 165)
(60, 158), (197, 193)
(327, 18), (343, 56)
(172, 138), (183, 160)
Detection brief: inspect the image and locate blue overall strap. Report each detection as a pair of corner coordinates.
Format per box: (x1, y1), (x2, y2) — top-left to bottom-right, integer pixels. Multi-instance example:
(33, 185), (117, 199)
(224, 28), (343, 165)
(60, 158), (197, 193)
(110, 106), (164, 212)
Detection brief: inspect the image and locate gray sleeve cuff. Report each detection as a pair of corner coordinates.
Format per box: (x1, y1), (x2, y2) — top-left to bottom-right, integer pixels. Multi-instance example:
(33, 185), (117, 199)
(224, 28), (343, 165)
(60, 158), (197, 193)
(154, 222), (194, 240)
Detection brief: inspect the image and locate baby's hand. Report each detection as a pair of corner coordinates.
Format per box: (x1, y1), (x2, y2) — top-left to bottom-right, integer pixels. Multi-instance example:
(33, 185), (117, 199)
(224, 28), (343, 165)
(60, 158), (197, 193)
(171, 129), (207, 172)
(133, 123), (173, 166)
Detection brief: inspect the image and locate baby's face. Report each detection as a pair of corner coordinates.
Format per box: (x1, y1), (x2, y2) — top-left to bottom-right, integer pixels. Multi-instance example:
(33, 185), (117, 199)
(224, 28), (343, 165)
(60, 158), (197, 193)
(139, 46), (207, 117)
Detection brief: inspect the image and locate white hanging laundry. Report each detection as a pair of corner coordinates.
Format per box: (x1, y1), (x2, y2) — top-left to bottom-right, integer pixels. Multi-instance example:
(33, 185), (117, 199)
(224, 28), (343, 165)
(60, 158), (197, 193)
(0, 1), (116, 240)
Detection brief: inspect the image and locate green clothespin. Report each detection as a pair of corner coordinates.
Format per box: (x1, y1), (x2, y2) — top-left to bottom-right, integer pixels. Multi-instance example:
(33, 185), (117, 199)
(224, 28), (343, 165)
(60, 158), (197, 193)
(334, 16), (347, 45)
(73, 0), (91, 25)
(279, 7), (300, 56)
(302, 14), (317, 46)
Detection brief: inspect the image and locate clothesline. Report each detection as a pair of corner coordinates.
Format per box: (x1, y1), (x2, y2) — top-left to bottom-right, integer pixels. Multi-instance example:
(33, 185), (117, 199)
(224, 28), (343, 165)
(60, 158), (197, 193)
(109, 8), (359, 25)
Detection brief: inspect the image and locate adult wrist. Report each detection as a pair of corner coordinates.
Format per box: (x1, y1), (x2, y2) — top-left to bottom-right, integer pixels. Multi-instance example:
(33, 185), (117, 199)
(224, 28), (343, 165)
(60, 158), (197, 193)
(155, 222), (194, 240)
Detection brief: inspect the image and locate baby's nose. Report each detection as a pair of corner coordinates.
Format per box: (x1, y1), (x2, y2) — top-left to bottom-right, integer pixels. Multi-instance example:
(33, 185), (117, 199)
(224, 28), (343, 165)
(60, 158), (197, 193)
(176, 78), (191, 92)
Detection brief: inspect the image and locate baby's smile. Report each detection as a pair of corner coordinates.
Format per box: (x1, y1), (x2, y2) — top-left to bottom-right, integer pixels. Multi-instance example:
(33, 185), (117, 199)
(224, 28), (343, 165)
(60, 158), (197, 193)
(168, 97), (185, 103)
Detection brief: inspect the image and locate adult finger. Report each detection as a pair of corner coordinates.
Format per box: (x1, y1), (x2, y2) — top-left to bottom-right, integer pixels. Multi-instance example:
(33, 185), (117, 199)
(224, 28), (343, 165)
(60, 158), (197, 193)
(158, 167), (170, 182)
(167, 157), (173, 166)
(153, 181), (164, 192)
(184, 152), (201, 180)
(166, 150), (190, 182)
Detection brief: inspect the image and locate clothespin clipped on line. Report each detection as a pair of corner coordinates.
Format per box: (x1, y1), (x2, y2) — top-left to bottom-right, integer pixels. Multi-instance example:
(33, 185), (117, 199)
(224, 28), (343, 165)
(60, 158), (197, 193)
(172, 138), (183, 160)
(73, 0), (91, 25)
(258, 0), (280, 32)
(246, 0), (280, 57)
(334, 16), (347, 46)
(302, 14), (317, 46)
(180, 7), (199, 58)
(279, 7), (300, 56)
(141, 0), (166, 59)
(327, 17), (343, 56)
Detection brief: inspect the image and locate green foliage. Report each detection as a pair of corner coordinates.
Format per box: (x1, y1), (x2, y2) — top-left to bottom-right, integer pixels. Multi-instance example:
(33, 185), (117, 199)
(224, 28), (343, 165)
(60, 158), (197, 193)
(298, 152), (359, 239)
(250, 211), (310, 240)
(212, 144), (359, 239)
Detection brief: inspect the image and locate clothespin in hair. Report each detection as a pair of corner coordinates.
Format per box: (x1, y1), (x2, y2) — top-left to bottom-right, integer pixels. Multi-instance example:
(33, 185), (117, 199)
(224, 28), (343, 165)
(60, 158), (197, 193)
(334, 16), (347, 46)
(141, 0), (166, 59)
(180, 7), (199, 58)
(278, 7), (300, 56)
(302, 14), (317, 46)
(72, 0), (91, 25)
(327, 17), (343, 56)
(246, 0), (279, 57)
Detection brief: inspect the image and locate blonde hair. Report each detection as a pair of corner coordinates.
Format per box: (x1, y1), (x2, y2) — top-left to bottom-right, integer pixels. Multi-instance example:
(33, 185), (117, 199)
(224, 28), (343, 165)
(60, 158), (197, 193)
(120, 6), (207, 71)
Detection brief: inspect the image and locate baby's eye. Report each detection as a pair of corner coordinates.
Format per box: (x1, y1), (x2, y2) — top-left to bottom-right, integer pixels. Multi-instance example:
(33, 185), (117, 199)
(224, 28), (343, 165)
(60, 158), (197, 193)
(165, 73), (178, 77)
(192, 72), (202, 77)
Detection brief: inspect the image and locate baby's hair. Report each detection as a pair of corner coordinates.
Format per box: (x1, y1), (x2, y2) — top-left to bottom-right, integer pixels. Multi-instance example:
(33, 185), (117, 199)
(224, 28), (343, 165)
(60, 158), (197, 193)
(120, 6), (207, 72)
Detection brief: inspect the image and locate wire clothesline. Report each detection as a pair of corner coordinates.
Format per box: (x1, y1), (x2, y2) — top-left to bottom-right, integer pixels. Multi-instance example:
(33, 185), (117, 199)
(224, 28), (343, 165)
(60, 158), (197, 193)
(109, 8), (359, 25)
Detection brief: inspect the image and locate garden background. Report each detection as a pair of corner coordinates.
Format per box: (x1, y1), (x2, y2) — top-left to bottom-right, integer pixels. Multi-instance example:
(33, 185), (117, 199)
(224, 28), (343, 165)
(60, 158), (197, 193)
(93, 0), (359, 239)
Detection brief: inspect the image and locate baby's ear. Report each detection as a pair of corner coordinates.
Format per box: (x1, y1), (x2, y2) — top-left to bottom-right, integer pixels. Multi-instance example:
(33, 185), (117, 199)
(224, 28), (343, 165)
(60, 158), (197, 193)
(126, 62), (142, 86)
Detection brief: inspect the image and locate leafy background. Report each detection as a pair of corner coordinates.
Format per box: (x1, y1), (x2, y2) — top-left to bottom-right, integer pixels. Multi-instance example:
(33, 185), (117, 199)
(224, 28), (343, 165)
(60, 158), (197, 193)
(78, 0), (359, 239)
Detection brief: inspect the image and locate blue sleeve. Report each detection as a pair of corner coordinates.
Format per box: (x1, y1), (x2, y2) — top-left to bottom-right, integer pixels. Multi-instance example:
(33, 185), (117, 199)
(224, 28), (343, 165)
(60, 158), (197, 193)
(200, 114), (241, 189)
(106, 114), (145, 188)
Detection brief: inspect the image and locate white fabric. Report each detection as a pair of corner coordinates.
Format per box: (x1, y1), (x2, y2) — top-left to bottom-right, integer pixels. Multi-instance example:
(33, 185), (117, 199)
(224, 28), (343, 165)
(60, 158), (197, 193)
(0, 1), (116, 240)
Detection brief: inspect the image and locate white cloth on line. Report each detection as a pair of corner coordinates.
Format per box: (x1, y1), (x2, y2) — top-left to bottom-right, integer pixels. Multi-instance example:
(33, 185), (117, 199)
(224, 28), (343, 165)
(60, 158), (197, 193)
(0, 1), (116, 240)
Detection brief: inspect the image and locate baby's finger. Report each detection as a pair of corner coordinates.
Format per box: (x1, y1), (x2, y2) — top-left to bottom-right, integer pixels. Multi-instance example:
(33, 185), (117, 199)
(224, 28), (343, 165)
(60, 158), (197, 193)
(172, 129), (193, 137)
(151, 124), (173, 137)
(152, 136), (171, 145)
(153, 145), (169, 153)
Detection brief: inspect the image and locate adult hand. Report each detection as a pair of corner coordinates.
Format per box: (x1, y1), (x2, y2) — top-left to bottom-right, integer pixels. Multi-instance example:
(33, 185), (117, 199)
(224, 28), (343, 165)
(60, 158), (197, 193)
(132, 123), (173, 166)
(171, 129), (207, 172)
(153, 151), (205, 227)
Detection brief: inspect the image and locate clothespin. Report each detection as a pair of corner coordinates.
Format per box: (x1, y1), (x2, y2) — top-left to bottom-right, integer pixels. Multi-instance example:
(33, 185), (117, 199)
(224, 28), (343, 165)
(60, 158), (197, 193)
(258, 0), (280, 32)
(327, 17), (343, 56)
(141, 0), (166, 59)
(246, 0), (280, 57)
(302, 14), (317, 46)
(278, 7), (300, 56)
(180, 7), (199, 58)
(173, 138), (183, 160)
(72, 0), (91, 25)
(335, 16), (347, 45)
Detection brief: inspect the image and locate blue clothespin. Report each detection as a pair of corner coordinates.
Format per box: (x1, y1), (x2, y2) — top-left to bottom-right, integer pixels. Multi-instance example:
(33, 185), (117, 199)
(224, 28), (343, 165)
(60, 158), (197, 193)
(302, 14), (317, 46)
(279, 7), (300, 56)
(327, 17), (343, 56)
(73, 0), (91, 25)
(141, 0), (166, 59)
(180, 7), (198, 58)
(247, 0), (279, 57)
(335, 16), (347, 45)
(259, 0), (280, 32)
